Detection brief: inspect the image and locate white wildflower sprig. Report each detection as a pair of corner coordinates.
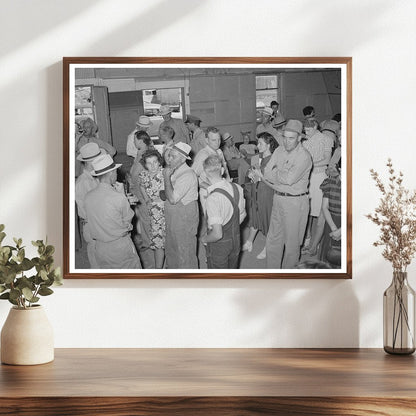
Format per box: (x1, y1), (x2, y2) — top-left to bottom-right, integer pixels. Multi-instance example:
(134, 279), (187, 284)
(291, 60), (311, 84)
(366, 159), (416, 272)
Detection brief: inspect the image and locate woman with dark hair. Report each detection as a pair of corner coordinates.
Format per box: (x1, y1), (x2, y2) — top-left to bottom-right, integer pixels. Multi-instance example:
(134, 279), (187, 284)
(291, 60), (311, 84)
(138, 149), (166, 269)
(242, 132), (278, 259)
(128, 131), (154, 267)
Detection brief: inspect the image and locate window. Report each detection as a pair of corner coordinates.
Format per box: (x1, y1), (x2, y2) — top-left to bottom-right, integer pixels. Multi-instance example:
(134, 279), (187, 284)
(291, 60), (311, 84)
(255, 75), (279, 122)
(141, 87), (184, 138)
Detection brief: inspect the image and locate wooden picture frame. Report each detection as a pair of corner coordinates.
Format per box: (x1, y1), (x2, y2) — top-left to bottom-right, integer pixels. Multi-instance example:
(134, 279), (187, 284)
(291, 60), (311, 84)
(63, 57), (352, 279)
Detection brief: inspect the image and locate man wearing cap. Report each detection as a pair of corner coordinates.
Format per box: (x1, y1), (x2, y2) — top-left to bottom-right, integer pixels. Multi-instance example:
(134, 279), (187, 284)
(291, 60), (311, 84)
(185, 114), (207, 156)
(222, 132), (250, 185)
(255, 120), (312, 269)
(75, 143), (103, 268)
(84, 154), (142, 269)
(201, 155), (246, 269)
(158, 104), (190, 145)
(256, 107), (282, 146)
(163, 142), (199, 269)
(126, 115), (153, 158)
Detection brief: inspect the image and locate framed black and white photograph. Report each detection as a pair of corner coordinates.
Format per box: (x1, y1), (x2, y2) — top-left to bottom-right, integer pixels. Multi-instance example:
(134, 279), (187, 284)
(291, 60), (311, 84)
(63, 57), (352, 279)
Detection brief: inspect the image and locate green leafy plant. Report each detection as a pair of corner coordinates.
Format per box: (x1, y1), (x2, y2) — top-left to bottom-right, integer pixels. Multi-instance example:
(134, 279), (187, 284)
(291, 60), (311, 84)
(0, 224), (62, 309)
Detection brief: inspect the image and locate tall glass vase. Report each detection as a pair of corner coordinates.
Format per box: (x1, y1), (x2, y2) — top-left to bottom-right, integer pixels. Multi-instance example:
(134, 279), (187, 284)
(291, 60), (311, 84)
(383, 271), (415, 355)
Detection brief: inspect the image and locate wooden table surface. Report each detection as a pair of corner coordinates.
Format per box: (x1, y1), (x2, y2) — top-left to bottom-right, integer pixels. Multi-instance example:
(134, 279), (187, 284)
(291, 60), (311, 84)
(1, 348), (416, 415)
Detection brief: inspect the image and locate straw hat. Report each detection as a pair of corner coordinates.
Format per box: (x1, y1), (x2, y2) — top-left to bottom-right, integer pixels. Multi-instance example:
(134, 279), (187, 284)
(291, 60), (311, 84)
(91, 154), (122, 177)
(136, 115), (153, 128)
(77, 142), (103, 162)
(170, 142), (192, 160)
(159, 104), (172, 116)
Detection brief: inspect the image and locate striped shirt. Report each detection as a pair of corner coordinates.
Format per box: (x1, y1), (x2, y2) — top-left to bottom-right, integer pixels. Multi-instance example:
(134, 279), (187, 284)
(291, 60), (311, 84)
(320, 175), (341, 216)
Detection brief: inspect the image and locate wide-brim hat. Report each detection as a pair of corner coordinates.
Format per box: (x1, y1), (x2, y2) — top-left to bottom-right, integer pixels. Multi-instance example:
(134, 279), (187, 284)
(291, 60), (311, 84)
(136, 115), (153, 128)
(222, 132), (233, 141)
(91, 154), (122, 176)
(320, 119), (340, 135)
(159, 104), (172, 116)
(77, 142), (104, 162)
(273, 115), (286, 128)
(283, 119), (303, 135)
(170, 142), (192, 160)
(185, 114), (201, 124)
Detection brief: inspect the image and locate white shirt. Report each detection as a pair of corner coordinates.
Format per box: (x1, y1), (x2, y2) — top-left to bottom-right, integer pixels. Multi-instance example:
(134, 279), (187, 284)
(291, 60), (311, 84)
(126, 129), (138, 158)
(75, 170), (99, 219)
(170, 163), (199, 206)
(206, 179), (246, 227)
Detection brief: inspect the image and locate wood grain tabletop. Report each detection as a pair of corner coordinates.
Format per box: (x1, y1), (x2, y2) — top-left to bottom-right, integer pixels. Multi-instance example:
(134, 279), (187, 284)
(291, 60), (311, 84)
(1, 348), (415, 415)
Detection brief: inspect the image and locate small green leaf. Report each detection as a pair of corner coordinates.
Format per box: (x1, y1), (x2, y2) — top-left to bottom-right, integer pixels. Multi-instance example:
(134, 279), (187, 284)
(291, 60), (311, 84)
(0, 224), (5, 232)
(20, 258), (33, 271)
(17, 248), (25, 263)
(8, 297), (18, 306)
(40, 270), (48, 281)
(52, 267), (63, 285)
(9, 288), (21, 301)
(38, 287), (54, 296)
(2, 272), (17, 285)
(22, 287), (34, 301)
(0, 232), (6, 244)
(0, 286), (7, 294)
(45, 245), (55, 256)
(16, 276), (35, 291)
(0, 292), (9, 299)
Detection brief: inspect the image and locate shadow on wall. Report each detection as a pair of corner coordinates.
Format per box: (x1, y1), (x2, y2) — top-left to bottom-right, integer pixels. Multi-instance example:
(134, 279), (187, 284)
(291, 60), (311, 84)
(233, 280), (359, 348)
(75, 0), (204, 56)
(46, 0), (205, 264)
(1, 0), (102, 57)
(291, 0), (394, 51)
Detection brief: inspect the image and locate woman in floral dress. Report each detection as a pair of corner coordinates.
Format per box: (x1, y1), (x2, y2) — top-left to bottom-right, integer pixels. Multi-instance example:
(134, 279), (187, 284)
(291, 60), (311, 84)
(138, 149), (166, 269)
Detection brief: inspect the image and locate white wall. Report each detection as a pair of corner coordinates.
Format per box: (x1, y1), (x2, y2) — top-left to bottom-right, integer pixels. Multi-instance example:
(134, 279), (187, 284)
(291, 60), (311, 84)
(1, 0), (416, 348)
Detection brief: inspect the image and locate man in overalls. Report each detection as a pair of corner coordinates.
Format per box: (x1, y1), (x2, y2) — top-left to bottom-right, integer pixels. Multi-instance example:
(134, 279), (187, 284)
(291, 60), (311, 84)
(201, 155), (246, 269)
(163, 142), (199, 269)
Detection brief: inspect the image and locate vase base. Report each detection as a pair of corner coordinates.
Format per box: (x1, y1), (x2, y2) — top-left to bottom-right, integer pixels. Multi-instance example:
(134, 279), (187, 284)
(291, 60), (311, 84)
(384, 346), (415, 355)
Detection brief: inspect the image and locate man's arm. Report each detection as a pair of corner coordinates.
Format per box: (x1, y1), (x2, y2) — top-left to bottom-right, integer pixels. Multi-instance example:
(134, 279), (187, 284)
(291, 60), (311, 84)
(163, 167), (176, 205)
(277, 153), (312, 186)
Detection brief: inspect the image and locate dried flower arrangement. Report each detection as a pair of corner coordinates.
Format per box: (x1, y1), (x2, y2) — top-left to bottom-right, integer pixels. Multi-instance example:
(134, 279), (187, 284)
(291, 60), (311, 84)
(367, 159), (416, 354)
(366, 159), (416, 272)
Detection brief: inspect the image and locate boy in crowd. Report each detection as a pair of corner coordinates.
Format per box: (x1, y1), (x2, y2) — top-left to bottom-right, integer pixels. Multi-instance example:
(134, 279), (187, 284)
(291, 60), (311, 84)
(201, 155), (246, 269)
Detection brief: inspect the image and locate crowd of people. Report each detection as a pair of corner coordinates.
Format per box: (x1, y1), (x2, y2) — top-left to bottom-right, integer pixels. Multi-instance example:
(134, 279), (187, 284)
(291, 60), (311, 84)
(75, 102), (342, 270)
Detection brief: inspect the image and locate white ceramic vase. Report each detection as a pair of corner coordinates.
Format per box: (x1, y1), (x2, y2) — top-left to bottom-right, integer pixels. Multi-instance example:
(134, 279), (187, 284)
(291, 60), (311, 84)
(1, 305), (54, 365)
